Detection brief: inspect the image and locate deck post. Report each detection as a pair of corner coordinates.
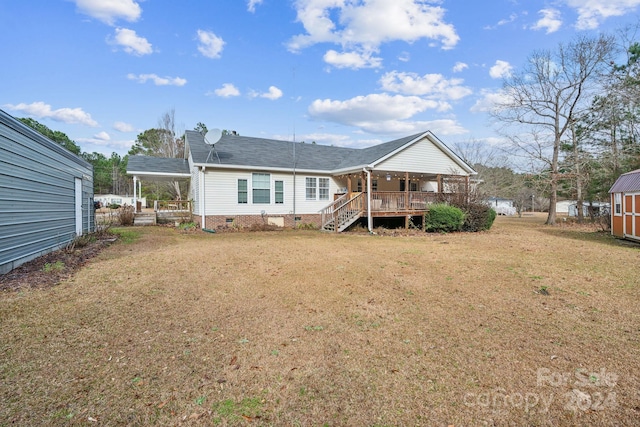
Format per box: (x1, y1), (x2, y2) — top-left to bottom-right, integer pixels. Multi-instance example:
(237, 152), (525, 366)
(404, 171), (409, 209)
(133, 175), (138, 213)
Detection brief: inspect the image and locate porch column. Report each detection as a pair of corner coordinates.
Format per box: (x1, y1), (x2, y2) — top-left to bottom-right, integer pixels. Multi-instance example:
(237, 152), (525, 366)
(404, 172), (410, 229)
(437, 174), (442, 194)
(133, 175), (138, 213)
(347, 174), (352, 195)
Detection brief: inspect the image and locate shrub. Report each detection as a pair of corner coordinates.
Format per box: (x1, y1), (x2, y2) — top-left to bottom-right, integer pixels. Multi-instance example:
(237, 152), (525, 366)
(118, 204), (135, 226)
(455, 203), (497, 232)
(108, 203), (121, 209)
(424, 203), (464, 232)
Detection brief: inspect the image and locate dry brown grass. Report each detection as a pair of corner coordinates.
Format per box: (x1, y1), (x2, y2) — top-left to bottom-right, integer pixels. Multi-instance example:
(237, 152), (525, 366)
(1, 215), (639, 426)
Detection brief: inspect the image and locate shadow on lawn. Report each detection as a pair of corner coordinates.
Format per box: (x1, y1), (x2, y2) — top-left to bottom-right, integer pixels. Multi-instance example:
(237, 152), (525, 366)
(536, 225), (640, 249)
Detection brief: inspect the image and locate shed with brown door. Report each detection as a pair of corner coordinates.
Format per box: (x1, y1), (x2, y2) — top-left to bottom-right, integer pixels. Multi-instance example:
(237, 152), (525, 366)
(610, 169), (640, 242)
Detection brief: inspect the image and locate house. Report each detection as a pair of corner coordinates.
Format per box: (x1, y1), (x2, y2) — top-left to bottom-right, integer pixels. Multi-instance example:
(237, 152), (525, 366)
(95, 194), (147, 209)
(126, 130), (476, 232)
(610, 169), (640, 242)
(555, 200), (573, 215)
(567, 201), (609, 218)
(486, 197), (516, 215)
(0, 109), (94, 274)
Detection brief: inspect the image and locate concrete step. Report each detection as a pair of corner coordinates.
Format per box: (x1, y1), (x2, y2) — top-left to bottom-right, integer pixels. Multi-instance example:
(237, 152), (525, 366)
(134, 213), (156, 226)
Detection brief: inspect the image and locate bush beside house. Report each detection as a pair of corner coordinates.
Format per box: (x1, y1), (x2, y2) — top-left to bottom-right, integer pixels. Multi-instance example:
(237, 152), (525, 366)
(424, 204), (465, 232)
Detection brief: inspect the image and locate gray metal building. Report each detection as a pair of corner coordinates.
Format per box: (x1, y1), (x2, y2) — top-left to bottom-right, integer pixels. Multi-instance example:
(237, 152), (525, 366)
(0, 109), (94, 274)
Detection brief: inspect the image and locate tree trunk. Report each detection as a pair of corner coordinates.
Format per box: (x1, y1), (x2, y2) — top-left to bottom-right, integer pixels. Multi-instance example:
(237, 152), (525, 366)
(546, 181), (557, 225)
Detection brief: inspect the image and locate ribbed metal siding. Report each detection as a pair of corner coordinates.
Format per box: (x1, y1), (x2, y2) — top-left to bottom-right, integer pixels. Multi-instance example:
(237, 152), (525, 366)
(0, 109), (94, 274)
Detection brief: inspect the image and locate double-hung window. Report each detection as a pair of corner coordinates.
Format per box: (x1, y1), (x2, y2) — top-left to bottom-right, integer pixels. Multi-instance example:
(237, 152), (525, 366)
(614, 193), (622, 215)
(238, 179), (248, 204)
(306, 177), (330, 200)
(275, 180), (284, 204)
(319, 178), (330, 200)
(252, 173), (270, 204)
(306, 177), (317, 200)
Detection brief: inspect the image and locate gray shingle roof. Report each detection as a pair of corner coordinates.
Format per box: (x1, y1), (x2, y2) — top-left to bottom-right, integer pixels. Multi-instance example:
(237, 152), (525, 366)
(610, 169), (640, 193)
(127, 130), (475, 177)
(185, 130), (429, 172)
(127, 155), (190, 175)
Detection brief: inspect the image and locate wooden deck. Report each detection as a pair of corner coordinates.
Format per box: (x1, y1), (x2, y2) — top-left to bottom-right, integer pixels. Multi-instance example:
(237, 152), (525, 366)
(321, 191), (440, 232)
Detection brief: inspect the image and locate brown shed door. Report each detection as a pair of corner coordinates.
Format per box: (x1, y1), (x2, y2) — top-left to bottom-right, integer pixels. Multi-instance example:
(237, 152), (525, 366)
(624, 195), (633, 236)
(635, 194), (640, 238)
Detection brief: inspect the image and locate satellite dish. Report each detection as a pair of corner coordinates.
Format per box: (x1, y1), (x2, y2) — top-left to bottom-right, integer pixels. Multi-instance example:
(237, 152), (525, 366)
(204, 128), (222, 145)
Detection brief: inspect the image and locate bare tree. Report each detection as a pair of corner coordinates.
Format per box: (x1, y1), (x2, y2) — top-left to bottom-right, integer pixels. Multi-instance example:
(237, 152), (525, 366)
(157, 109), (185, 199)
(492, 34), (615, 225)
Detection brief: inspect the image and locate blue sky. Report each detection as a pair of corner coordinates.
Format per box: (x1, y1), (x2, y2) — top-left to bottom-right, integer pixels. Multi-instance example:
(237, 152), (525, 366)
(1, 0), (639, 157)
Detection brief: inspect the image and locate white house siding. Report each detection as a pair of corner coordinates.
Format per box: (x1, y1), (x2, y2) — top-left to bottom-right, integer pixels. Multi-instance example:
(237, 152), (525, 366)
(202, 169), (338, 216)
(376, 138), (468, 176)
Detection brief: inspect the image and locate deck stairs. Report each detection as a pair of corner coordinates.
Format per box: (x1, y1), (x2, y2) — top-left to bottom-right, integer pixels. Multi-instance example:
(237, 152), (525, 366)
(321, 193), (365, 232)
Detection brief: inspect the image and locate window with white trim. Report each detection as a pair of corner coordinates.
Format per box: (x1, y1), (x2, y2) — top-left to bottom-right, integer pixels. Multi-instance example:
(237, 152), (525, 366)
(614, 193), (622, 215)
(319, 178), (330, 200)
(252, 173), (270, 204)
(306, 177), (317, 200)
(238, 179), (248, 204)
(275, 180), (284, 204)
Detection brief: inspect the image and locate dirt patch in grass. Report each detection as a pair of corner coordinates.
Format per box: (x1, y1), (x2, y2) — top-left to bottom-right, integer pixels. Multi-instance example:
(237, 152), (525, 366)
(1, 216), (640, 425)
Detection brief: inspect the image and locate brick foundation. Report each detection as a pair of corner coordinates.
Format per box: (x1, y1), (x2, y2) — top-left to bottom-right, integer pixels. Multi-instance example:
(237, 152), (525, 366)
(192, 214), (322, 231)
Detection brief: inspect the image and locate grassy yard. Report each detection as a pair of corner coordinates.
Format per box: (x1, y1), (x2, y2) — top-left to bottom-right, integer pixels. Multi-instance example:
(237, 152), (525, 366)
(1, 215), (639, 426)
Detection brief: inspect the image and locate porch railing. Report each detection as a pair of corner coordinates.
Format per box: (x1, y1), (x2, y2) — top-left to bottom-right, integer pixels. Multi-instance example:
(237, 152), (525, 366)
(154, 200), (192, 212)
(370, 191), (438, 211)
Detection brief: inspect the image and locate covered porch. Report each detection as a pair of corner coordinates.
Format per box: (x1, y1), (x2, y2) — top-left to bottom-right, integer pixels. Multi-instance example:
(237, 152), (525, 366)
(321, 170), (471, 232)
(126, 156), (192, 225)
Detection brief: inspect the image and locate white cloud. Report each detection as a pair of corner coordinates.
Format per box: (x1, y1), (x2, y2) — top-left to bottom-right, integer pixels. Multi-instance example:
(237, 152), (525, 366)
(94, 131), (110, 141)
(379, 71), (472, 105)
(288, 0), (459, 59)
(470, 89), (511, 113)
(531, 8), (562, 34)
(452, 62), (468, 73)
(213, 83), (241, 97)
(250, 86), (283, 100)
(323, 49), (382, 69)
(73, 0), (141, 25)
(484, 13), (518, 30)
(247, 0), (263, 13)
(110, 28), (152, 55)
(197, 30), (225, 59)
(3, 101), (98, 127)
(76, 136), (134, 150)
(398, 51), (411, 62)
(127, 73), (187, 86)
(113, 121), (134, 132)
(566, 0), (640, 30)
(489, 60), (513, 79)
(308, 93), (443, 133)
